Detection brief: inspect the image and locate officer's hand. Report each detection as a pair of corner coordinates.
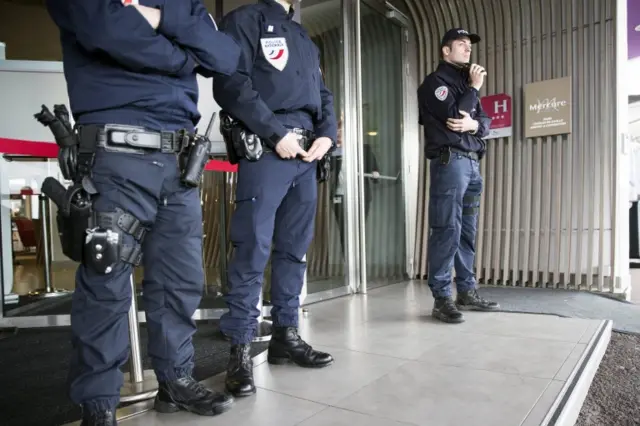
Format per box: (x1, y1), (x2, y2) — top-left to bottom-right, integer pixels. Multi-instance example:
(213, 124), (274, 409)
(128, 4), (161, 30)
(302, 137), (333, 162)
(275, 132), (308, 160)
(469, 64), (487, 90)
(447, 111), (479, 133)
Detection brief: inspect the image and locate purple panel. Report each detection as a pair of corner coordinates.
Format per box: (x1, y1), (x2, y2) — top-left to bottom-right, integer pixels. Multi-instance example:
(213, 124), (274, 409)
(630, 0), (640, 59)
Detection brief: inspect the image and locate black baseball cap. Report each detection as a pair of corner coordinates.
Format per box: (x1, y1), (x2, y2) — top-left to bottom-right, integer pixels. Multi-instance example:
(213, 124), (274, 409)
(440, 28), (481, 47)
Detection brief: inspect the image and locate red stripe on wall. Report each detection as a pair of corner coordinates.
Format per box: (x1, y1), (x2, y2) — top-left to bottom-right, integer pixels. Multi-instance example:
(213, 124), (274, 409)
(0, 137), (237, 172)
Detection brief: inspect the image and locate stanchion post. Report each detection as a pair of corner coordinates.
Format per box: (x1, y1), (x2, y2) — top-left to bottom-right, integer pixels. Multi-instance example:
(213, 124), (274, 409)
(28, 195), (69, 298)
(219, 172), (228, 288)
(40, 195), (52, 292)
(253, 292), (272, 342)
(119, 274), (158, 403)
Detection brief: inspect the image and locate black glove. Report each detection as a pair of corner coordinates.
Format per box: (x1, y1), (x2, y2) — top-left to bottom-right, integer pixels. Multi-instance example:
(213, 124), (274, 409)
(34, 104), (79, 181)
(53, 105), (78, 181)
(58, 144), (78, 181)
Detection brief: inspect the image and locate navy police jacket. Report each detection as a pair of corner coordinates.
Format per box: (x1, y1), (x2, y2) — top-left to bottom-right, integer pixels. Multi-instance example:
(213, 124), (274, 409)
(46, 0), (241, 132)
(418, 61), (491, 159)
(212, 0), (338, 148)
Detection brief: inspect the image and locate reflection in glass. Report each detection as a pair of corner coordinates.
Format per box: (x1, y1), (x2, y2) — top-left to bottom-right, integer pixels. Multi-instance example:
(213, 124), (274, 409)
(301, 0), (347, 295)
(360, 2), (407, 289)
(1, 157), (77, 317)
(0, 157), (238, 317)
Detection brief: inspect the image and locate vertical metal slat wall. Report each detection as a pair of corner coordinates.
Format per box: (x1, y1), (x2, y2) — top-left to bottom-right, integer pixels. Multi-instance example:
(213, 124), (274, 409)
(403, 0), (626, 294)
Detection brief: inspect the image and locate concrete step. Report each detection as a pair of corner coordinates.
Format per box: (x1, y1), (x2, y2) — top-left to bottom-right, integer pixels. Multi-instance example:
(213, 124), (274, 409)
(540, 319), (612, 425)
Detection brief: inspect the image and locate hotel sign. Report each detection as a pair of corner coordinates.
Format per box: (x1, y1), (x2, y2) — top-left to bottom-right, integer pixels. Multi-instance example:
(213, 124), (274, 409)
(524, 77), (572, 138)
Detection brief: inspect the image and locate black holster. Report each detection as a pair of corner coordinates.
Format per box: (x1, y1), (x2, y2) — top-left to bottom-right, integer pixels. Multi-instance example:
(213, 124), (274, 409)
(41, 176), (96, 263)
(219, 111), (264, 163)
(178, 131), (212, 187)
(317, 155), (331, 183)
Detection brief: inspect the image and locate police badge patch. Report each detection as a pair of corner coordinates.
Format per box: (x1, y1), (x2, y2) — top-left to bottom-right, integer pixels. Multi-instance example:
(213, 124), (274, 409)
(260, 38), (289, 71)
(435, 86), (449, 101)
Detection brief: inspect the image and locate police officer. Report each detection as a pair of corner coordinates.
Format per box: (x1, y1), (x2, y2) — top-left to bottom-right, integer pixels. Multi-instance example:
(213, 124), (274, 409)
(417, 28), (500, 324)
(44, 1), (241, 424)
(212, 0), (337, 398)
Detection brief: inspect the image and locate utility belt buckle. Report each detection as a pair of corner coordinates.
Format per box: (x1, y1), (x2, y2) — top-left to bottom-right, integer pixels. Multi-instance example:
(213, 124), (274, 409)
(102, 124), (180, 154)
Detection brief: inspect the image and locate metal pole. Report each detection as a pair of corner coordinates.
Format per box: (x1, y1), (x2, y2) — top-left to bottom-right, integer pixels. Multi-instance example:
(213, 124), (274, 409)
(253, 292), (272, 342)
(28, 195), (69, 298)
(119, 274), (158, 403)
(128, 276), (144, 383)
(219, 172), (228, 289)
(40, 195), (52, 293)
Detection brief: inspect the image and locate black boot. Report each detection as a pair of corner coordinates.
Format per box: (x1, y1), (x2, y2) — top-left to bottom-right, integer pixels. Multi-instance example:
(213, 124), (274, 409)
(432, 297), (465, 323)
(225, 344), (256, 397)
(456, 289), (500, 311)
(80, 409), (117, 426)
(268, 326), (334, 368)
(154, 376), (233, 416)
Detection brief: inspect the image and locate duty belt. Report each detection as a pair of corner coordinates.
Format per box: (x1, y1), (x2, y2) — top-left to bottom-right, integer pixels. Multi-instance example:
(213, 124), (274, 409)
(450, 147), (479, 162)
(79, 124), (188, 153)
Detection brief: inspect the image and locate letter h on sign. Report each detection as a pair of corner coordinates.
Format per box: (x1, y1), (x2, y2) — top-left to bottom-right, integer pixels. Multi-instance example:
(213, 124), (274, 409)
(494, 99), (508, 114)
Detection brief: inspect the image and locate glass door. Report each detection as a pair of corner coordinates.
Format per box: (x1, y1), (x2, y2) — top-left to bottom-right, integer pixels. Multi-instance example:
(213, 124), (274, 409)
(357, 1), (407, 290)
(301, 0), (350, 301)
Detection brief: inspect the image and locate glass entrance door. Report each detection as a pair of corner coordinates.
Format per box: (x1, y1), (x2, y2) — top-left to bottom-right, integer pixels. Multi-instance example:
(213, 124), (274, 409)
(301, 0), (350, 300)
(358, 1), (407, 290)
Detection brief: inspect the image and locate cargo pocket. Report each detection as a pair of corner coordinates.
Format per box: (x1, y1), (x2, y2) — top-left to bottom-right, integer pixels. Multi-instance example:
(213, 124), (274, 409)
(229, 188), (262, 243)
(428, 188), (457, 229)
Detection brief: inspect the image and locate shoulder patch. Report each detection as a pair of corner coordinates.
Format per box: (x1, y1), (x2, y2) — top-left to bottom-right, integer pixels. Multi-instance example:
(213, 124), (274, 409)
(434, 86), (449, 101)
(260, 37), (289, 71)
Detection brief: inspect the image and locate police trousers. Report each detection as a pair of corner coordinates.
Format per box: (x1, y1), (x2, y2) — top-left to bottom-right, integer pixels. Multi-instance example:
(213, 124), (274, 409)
(426, 153), (483, 298)
(220, 153), (317, 345)
(68, 148), (204, 412)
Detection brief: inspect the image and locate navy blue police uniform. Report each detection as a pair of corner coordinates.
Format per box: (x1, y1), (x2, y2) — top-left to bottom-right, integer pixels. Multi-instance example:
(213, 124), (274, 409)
(212, 0), (337, 398)
(417, 28), (499, 324)
(44, 0), (241, 423)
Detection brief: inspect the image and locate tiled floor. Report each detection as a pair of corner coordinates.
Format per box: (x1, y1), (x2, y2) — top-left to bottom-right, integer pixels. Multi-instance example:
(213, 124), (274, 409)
(119, 282), (603, 426)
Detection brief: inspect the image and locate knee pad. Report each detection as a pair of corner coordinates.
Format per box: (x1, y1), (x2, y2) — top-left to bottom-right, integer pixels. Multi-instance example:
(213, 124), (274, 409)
(83, 208), (147, 275)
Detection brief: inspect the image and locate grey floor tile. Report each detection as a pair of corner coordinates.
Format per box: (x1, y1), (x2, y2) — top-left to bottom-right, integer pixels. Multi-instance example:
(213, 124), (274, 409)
(469, 312), (592, 342)
(253, 346), (406, 405)
(121, 387), (326, 426)
(300, 318), (451, 360)
(416, 332), (577, 379)
(334, 361), (550, 426)
(298, 407), (415, 426)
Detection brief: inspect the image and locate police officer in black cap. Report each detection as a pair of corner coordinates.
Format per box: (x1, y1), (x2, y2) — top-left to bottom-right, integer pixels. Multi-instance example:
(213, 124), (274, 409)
(212, 0), (337, 398)
(417, 28), (500, 324)
(43, 0), (241, 424)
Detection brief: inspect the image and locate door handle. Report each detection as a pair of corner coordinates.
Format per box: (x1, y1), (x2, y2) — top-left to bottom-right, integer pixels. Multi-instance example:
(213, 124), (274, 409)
(362, 172), (400, 181)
